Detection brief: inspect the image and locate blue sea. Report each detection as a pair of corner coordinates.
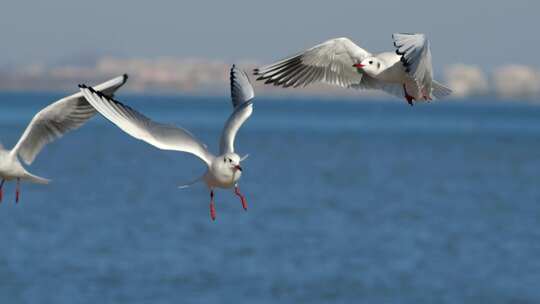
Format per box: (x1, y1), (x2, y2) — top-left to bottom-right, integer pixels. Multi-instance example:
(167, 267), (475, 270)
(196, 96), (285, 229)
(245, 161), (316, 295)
(1, 92), (539, 304)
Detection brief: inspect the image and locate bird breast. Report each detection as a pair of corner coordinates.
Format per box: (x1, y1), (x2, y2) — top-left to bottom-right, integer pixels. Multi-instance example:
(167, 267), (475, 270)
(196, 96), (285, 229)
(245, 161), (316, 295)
(205, 164), (241, 189)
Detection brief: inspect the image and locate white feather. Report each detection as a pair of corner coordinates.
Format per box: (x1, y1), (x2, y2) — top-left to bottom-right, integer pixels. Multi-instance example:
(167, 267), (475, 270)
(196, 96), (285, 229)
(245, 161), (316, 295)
(12, 74), (128, 164)
(79, 85), (215, 166)
(219, 65), (255, 154)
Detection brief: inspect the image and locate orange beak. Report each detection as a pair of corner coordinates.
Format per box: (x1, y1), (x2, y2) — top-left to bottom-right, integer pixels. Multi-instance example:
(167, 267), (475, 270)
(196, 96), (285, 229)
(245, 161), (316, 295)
(353, 63), (364, 68)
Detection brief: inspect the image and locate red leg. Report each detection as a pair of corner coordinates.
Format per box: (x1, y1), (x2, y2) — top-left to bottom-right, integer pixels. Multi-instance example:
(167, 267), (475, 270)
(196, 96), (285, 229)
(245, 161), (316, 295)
(403, 84), (415, 106)
(209, 190), (216, 221)
(422, 87), (432, 101)
(234, 185), (248, 211)
(0, 179), (5, 203)
(16, 178), (20, 203)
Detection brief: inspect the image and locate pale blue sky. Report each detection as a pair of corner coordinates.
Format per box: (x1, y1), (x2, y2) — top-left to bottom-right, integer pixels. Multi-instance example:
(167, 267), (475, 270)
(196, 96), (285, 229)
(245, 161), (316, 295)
(0, 0), (537, 69)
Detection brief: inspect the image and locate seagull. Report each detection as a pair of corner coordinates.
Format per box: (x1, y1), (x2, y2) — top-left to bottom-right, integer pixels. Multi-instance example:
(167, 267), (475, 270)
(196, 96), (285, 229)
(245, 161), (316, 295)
(0, 75), (128, 203)
(254, 33), (452, 105)
(79, 65), (254, 221)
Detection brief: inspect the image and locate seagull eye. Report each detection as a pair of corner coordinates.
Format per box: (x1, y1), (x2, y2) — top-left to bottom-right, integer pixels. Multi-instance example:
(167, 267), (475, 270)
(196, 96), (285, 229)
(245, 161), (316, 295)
(369, 61), (373, 65)
(228, 159), (232, 163)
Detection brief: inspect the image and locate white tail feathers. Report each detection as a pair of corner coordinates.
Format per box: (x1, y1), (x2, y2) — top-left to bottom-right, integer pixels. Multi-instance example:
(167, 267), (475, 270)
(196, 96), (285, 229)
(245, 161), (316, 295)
(24, 172), (50, 184)
(432, 81), (452, 99)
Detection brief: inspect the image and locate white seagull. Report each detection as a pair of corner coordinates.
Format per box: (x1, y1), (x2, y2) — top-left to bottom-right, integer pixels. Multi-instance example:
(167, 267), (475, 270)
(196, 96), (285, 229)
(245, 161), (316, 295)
(254, 33), (452, 105)
(79, 65), (254, 221)
(0, 75), (128, 203)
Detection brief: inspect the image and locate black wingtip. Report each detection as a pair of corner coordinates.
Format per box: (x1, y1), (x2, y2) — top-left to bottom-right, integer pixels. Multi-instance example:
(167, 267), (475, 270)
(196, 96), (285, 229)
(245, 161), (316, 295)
(122, 74), (129, 83)
(87, 86), (97, 94)
(96, 89), (105, 98)
(230, 65), (236, 80)
(78, 84), (86, 89)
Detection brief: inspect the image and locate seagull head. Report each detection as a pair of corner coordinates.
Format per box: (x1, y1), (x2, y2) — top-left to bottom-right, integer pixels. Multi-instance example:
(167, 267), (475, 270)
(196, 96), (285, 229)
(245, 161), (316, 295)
(221, 152), (243, 173)
(354, 57), (382, 76)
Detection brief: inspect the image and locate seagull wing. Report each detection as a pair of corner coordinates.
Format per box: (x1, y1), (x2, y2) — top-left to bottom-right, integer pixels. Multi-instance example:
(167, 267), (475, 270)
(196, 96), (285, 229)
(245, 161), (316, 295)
(12, 74), (128, 164)
(79, 85), (214, 166)
(254, 37), (371, 88)
(219, 65), (254, 154)
(393, 33), (434, 87)
(393, 33), (452, 99)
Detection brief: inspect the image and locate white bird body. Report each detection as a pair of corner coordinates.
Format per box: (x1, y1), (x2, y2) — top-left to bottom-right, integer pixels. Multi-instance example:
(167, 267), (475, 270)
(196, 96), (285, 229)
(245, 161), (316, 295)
(0, 150), (47, 185)
(367, 52), (405, 82)
(79, 65), (254, 220)
(254, 33), (452, 105)
(204, 152), (243, 189)
(0, 75), (128, 202)
(0, 149), (32, 182)
(362, 52), (425, 99)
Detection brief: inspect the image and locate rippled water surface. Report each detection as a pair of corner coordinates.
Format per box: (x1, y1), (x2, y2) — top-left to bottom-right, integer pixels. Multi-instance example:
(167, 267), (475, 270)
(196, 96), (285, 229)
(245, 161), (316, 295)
(1, 93), (540, 303)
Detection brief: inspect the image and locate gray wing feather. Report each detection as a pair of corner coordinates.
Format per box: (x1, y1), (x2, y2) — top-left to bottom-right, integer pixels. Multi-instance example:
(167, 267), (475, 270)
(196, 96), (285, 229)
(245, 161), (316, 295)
(393, 33), (433, 87)
(219, 65), (254, 154)
(230, 64), (254, 107)
(13, 74), (128, 164)
(254, 37), (370, 88)
(79, 85), (214, 166)
(393, 33), (452, 99)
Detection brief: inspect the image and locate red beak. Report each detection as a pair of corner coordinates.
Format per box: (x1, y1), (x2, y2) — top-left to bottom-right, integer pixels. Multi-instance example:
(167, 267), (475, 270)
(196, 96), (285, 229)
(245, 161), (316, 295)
(353, 63), (365, 68)
(234, 165), (243, 172)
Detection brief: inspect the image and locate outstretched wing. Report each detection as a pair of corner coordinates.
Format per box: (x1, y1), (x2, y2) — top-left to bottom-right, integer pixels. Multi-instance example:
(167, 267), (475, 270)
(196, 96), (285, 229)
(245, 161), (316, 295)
(219, 65), (254, 154)
(254, 37), (371, 88)
(12, 74), (128, 164)
(79, 85), (214, 166)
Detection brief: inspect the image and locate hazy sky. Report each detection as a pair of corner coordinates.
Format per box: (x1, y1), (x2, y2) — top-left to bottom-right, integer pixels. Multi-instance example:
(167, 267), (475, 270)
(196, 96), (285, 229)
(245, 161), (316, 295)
(0, 0), (538, 70)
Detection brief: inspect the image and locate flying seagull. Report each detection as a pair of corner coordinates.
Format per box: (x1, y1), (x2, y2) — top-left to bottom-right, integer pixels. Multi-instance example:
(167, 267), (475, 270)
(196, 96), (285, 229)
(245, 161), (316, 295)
(79, 65), (254, 221)
(254, 33), (452, 105)
(0, 74), (128, 203)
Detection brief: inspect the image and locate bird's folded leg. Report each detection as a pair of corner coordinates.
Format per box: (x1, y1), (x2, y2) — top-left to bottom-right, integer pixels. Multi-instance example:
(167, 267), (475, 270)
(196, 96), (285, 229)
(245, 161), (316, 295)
(16, 178), (20, 203)
(234, 184), (248, 211)
(403, 84), (415, 106)
(421, 87), (432, 101)
(209, 190), (216, 221)
(0, 179), (5, 203)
